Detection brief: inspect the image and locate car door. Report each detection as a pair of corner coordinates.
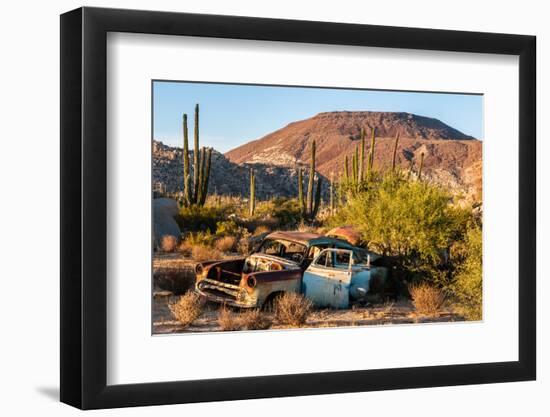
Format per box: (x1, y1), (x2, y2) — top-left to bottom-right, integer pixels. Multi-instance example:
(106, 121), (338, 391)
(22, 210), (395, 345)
(302, 248), (353, 309)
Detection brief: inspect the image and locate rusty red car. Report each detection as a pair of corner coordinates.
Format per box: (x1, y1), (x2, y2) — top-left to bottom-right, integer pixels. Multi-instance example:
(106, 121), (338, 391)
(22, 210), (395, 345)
(194, 231), (384, 309)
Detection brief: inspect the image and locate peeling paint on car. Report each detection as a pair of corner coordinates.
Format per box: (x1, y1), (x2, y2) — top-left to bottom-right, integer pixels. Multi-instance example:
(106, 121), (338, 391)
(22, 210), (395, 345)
(303, 248), (372, 309)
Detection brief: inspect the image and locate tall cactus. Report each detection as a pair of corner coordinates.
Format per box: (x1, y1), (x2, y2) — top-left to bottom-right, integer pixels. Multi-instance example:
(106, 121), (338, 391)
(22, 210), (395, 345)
(306, 140), (316, 214)
(313, 175), (322, 220)
(359, 128), (366, 181)
(329, 172), (335, 215)
(366, 127), (376, 180)
(193, 104), (200, 202)
(297, 140), (322, 222)
(391, 131), (400, 172)
(198, 147), (212, 205)
(181, 103), (211, 207)
(352, 147), (359, 185)
(182, 114), (191, 206)
(249, 168), (256, 216)
(297, 167), (305, 217)
(344, 155), (349, 181)
(418, 152), (425, 180)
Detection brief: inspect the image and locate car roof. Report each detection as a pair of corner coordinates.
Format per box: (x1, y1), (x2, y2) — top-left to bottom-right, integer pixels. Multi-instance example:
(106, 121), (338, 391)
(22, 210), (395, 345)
(265, 231), (355, 248)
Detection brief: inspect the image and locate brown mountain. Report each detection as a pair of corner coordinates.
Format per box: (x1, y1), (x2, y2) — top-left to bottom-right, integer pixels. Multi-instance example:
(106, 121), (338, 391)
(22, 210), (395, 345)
(225, 111), (482, 201)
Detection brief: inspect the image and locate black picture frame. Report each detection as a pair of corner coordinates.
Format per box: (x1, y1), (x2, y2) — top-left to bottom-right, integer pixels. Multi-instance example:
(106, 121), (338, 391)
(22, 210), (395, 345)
(60, 6), (536, 410)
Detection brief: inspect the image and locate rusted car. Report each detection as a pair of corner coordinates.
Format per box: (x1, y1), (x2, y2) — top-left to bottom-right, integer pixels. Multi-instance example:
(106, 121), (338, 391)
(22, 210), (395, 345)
(195, 231), (384, 308)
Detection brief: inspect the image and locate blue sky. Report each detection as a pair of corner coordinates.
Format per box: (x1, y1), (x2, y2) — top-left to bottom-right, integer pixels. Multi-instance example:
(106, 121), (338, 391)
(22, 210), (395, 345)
(153, 81), (483, 153)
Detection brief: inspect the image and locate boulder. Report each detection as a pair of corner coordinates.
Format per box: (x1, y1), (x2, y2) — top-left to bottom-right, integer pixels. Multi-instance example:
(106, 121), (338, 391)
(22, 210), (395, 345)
(153, 198), (181, 250)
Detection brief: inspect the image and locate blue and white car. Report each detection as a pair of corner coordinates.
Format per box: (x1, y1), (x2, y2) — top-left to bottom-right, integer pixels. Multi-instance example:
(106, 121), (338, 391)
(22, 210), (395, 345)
(302, 248), (373, 309)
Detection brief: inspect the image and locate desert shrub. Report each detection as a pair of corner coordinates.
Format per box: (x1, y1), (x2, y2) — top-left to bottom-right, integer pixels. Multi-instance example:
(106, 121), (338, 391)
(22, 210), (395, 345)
(239, 309), (272, 330)
(160, 235), (178, 252)
(215, 219), (241, 236)
(409, 283), (445, 315)
(179, 231), (215, 256)
(177, 239), (193, 256)
(191, 245), (223, 261)
(274, 293), (313, 326)
(215, 236), (237, 252)
(204, 194), (245, 212)
(450, 226), (482, 320)
(176, 205), (228, 233)
(169, 292), (202, 327)
(217, 305), (241, 331)
(332, 174), (471, 287)
(253, 198), (302, 228)
(184, 231), (215, 247)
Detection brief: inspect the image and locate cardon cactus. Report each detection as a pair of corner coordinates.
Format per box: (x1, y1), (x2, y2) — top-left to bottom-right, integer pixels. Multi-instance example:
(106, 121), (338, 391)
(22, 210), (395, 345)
(181, 103), (212, 207)
(418, 152), (425, 180)
(329, 172), (335, 215)
(297, 140), (322, 222)
(359, 128), (366, 181)
(249, 168), (256, 216)
(344, 155), (349, 181)
(366, 127), (376, 181)
(298, 167), (305, 217)
(391, 131), (400, 172)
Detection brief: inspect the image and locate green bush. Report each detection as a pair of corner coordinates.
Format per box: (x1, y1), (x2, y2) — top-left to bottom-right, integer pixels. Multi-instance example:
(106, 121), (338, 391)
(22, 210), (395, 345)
(450, 225), (482, 320)
(182, 231), (215, 248)
(176, 205), (228, 233)
(215, 219), (241, 236)
(253, 197), (302, 228)
(332, 174), (471, 287)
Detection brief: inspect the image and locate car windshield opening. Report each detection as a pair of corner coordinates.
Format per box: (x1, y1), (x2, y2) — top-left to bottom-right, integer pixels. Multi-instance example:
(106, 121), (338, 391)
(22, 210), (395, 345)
(258, 239), (307, 263)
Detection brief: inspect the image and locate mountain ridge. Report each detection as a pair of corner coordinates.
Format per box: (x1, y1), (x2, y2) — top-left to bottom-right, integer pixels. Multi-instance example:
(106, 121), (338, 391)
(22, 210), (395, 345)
(224, 111), (481, 201)
(154, 111), (482, 203)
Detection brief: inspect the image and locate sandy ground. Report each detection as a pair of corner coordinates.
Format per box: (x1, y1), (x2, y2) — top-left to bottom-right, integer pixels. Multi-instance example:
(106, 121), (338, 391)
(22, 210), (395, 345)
(153, 252), (464, 334)
(153, 294), (463, 334)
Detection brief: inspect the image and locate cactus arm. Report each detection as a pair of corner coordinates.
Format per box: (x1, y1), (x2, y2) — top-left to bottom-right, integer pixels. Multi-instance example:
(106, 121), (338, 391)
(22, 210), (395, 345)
(344, 155), (349, 181)
(199, 147), (212, 205)
(359, 128), (365, 181)
(306, 140), (316, 215)
(367, 127), (376, 180)
(312, 176), (322, 220)
(196, 146), (206, 203)
(193, 104), (200, 202)
(298, 168), (305, 217)
(329, 172), (334, 215)
(182, 113), (191, 206)
(353, 146), (359, 184)
(252, 172), (255, 216)
(391, 131), (400, 172)
(249, 168), (256, 216)
(418, 152), (425, 180)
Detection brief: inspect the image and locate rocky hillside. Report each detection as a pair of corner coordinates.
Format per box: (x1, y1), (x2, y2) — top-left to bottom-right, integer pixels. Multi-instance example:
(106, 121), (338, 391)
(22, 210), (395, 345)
(153, 140), (325, 200)
(225, 111), (482, 201)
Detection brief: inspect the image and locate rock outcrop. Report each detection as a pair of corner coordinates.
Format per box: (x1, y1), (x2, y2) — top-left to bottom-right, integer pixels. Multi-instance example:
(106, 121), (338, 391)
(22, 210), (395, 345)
(153, 198), (181, 249)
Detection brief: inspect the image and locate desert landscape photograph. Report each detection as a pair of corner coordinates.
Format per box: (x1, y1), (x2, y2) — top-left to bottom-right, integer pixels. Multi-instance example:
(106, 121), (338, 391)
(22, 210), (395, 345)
(152, 81), (483, 334)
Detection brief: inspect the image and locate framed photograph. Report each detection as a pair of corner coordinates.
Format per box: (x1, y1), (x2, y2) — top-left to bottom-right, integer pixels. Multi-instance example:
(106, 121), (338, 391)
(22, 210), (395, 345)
(60, 6), (536, 410)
